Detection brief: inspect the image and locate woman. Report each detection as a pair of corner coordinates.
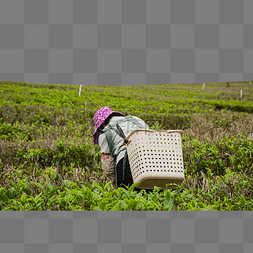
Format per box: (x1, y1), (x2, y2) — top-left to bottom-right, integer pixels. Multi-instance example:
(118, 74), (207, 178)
(93, 106), (150, 189)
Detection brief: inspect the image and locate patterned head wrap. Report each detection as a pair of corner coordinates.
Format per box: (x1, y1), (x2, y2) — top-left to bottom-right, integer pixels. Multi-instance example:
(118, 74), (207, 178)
(93, 106), (124, 144)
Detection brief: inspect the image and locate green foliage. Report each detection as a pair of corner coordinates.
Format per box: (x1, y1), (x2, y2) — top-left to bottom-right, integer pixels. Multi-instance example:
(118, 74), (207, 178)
(0, 81), (253, 210)
(1, 177), (252, 210)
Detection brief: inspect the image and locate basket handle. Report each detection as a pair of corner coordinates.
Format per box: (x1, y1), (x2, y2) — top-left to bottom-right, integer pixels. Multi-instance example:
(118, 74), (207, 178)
(166, 130), (184, 135)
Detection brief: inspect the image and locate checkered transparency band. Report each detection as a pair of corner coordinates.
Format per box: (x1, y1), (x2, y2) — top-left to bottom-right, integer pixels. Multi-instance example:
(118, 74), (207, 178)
(0, 0), (253, 86)
(0, 211), (252, 253)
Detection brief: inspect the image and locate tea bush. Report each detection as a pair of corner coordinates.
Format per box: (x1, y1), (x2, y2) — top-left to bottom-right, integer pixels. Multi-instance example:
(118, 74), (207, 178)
(0, 81), (253, 210)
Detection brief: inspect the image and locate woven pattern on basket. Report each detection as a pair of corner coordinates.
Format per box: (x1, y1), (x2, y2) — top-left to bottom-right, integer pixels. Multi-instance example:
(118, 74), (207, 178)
(126, 130), (184, 185)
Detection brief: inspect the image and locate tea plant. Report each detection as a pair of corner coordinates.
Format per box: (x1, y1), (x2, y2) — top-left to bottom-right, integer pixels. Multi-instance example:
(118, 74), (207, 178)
(0, 81), (253, 210)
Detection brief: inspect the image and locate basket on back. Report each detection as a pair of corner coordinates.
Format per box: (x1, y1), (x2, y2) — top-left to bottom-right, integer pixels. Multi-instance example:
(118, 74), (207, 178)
(125, 130), (185, 190)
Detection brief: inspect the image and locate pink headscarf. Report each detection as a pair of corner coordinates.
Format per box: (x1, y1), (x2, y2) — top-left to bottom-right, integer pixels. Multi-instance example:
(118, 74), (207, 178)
(93, 106), (124, 144)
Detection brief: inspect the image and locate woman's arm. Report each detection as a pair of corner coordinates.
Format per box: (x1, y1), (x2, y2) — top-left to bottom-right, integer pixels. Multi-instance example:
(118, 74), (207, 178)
(101, 154), (116, 189)
(99, 133), (116, 188)
(98, 133), (111, 155)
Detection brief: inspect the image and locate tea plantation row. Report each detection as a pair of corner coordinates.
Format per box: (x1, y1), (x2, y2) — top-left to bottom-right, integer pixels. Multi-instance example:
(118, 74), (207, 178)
(0, 81), (253, 210)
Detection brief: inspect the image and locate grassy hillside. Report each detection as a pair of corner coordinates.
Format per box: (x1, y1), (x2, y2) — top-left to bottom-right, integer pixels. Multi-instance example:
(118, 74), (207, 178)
(0, 81), (253, 211)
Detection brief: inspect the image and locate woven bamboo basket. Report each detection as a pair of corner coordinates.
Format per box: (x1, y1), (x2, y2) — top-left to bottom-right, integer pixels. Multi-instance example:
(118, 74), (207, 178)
(125, 130), (185, 189)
